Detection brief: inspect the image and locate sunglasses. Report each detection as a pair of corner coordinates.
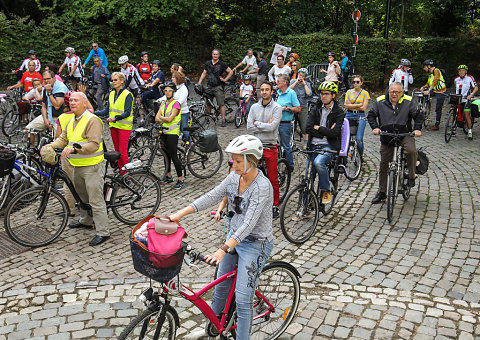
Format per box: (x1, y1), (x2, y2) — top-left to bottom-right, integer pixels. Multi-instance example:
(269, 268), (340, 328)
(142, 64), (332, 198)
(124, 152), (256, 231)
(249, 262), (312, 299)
(233, 196), (243, 214)
(112, 79), (120, 82)
(292, 64), (297, 66)
(353, 80), (361, 84)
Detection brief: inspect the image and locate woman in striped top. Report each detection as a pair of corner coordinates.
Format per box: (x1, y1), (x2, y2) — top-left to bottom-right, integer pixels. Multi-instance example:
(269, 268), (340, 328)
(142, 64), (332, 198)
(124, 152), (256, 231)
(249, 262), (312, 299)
(344, 75), (370, 157)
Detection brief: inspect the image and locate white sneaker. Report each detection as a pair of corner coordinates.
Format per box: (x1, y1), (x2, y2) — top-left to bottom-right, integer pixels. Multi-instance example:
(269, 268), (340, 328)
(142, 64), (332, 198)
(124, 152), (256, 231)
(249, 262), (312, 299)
(183, 329), (210, 340)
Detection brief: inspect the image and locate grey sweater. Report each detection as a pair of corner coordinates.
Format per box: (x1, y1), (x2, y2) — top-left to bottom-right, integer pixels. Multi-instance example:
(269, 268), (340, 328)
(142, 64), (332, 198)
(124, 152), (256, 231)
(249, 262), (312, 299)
(190, 171), (274, 243)
(246, 99), (282, 145)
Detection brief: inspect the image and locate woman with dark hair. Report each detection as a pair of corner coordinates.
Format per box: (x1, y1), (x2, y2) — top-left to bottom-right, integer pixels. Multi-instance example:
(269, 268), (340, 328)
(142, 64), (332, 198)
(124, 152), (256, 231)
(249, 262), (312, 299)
(45, 63), (63, 82)
(340, 49), (352, 89)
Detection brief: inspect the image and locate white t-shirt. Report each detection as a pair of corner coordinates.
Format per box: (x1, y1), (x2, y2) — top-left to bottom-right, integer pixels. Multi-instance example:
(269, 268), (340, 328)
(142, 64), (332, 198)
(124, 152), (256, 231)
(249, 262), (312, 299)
(455, 75), (477, 102)
(242, 55), (258, 72)
(389, 67), (414, 91)
(64, 55), (83, 77)
(268, 65), (291, 82)
(24, 87), (41, 101)
(240, 84), (254, 99)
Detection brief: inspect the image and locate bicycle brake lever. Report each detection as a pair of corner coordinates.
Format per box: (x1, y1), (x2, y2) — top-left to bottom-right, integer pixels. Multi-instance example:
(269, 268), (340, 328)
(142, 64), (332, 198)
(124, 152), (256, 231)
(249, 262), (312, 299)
(184, 257), (200, 271)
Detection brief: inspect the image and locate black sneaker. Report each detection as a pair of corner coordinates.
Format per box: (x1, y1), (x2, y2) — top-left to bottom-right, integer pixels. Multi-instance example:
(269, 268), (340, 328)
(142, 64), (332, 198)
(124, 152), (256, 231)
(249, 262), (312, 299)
(272, 206), (280, 218)
(407, 178), (416, 187)
(161, 175), (173, 183)
(174, 180), (185, 189)
(372, 192), (386, 204)
(221, 119), (227, 127)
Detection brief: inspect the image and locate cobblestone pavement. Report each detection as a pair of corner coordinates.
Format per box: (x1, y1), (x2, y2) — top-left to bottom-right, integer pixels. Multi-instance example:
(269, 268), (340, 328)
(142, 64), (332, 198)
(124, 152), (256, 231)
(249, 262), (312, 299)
(1, 102), (480, 339)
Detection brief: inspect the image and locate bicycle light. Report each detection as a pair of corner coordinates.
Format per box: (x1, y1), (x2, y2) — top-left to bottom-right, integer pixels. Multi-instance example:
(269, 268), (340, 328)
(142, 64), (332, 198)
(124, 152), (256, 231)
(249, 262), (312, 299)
(139, 287), (153, 303)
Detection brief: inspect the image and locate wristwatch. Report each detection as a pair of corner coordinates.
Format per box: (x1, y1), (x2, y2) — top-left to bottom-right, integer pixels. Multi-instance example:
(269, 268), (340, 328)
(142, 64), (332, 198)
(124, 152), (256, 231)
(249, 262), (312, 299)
(47, 92), (52, 96)
(220, 244), (230, 253)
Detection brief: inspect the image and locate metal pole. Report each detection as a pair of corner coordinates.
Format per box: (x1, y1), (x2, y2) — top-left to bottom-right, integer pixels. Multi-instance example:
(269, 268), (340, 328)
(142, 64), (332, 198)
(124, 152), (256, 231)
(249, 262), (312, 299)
(400, 0), (405, 38)
(384, 0), (392, 40)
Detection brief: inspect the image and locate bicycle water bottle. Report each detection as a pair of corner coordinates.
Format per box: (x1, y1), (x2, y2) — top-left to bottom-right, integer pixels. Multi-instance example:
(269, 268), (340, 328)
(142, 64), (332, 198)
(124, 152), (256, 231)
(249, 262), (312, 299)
(457, 84), (464, 122)
(123, 159), (142, 170)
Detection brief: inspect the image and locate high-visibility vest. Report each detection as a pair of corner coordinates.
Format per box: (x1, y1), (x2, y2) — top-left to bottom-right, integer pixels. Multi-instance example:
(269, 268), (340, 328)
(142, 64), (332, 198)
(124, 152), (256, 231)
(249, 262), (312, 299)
(108, 89), (134, 130)
(160, 100), (181, 135)
(66, 111), (104, 167)
(428, 68), (446, 91)
(57, 112), (74, 130)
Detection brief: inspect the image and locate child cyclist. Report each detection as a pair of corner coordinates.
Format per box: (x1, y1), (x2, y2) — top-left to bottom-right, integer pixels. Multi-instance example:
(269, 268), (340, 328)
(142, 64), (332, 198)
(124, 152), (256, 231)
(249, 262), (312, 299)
(239, 74), (254, 114)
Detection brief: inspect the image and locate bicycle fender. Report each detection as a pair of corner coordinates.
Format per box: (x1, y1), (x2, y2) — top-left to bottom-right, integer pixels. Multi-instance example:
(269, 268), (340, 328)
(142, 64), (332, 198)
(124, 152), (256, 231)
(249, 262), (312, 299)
(263, 261), (301, 278)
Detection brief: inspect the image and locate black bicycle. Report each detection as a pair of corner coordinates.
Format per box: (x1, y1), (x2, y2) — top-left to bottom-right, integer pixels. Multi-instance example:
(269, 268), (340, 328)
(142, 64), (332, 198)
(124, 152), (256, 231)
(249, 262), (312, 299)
(4, 147), (162, 247)
(380, 131), (415, 223)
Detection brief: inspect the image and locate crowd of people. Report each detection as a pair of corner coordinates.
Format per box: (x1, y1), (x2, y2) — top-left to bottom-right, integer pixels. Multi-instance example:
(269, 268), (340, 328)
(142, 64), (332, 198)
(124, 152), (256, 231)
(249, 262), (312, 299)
(4, 44), (479, 340)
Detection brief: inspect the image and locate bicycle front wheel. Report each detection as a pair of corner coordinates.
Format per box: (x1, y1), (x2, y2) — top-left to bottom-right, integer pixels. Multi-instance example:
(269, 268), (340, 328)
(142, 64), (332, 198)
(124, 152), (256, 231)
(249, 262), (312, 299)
(118, 304), (178, 340)
(4, 187), (69, 247)
(196, 114), (216, 131)
(444, 108), (456, 143)
(345, 142), (362, 181)
(280, 185), (319, 244)
(386, 168), (397, 223)
(110, 172), (162, 225)
(234, 107), (243, 128)
(249, 262), (301, 339)
(277, 158), (291, 204)
(0, 175), (10, 210)
(187, 141), (223, 179)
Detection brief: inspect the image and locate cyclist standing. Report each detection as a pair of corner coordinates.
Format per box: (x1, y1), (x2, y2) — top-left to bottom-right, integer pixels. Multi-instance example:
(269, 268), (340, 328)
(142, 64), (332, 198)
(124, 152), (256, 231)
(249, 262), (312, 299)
(58, 47), (84, 89)
(142, 60), (165, 111)
(389, 59), (413, 93)
(255, 51), (268, 97)
(169, 135), (274, 340)
(268, 55), (291, 83)
(136, 51), (152, 82)
(368, 82), (423, 204)
(305, 81), (345, 204)
(454, 64), (478, 140)
(339, 49), (352, 90)
(247, 82), (283, 217)
(420, 59), (447, 131)
(289, 68), (312, 147)
(118, 55), (145, 103)
(239, 74), (254, 114)
(286, 52), (299, 68)
(86, 56), (110, 111)
(13, 50), (41, 79)
(320, 52), (341, 83)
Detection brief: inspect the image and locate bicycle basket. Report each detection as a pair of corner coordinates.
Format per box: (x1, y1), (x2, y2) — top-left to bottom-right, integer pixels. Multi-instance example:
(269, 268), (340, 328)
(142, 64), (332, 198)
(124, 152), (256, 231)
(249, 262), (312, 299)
(0, 148), (16, 177)
(449, 94), (463, 105)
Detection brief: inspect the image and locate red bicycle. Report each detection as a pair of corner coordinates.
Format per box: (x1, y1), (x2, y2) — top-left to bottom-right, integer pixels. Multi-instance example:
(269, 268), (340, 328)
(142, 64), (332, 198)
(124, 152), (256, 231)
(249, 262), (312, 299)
(120, 242), (301, 340)
(445, 93), (476, 143)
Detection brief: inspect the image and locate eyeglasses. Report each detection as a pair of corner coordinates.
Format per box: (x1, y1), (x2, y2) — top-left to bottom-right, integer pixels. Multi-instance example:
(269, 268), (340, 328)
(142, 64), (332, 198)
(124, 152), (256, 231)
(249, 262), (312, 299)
(292, 64), (297, 66)
(164, 89), (174, 92)
(353, 80), (361, 84)
(43, 78), (52, 81)
(112, 79), (120, 82)
(389, 91), (402, 95)
(233, 196), (243, 214)
(320, 92), (332, 96)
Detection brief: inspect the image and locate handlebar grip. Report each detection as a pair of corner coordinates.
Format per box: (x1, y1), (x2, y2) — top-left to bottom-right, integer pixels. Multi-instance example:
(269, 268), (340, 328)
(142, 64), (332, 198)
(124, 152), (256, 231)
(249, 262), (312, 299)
(191, 251), (216, 267)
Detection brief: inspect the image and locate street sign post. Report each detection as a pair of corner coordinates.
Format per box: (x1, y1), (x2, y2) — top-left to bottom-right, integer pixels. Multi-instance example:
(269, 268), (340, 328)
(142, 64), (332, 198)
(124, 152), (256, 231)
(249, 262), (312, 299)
(352, 9), (361, 22)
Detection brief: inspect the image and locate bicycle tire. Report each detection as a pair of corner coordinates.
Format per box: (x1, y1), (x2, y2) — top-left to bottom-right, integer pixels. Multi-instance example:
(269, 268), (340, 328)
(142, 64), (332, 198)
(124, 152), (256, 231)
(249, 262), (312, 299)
(118, 304), (178, 340)
(9, 155), (45, 199)
(249, 262), (301, 339)
(444, 108), (456, 143)
(0, 175), (10, 210)
(110, 172), (162, 225)
(345, 142), (362, 181)
(128, 132), (153, 156)
(401, 159), (411, 201)
(196, 114), (216, 131)
(130, 145), (168, 179)
(279, 185), (319, 244)
(4, 187), (69, 247)
(423, 101), (432, 128)
(186, 140), (223, 179)
(234, 107), (242, 128)
(386, 168), (397, 223)
(1, 109), (17, 137)
(277, 158), (291, 204)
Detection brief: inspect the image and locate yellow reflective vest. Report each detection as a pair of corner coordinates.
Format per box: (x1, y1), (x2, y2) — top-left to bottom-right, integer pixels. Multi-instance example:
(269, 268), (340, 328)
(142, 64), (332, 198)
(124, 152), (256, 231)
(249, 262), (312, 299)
(108, 89), (134, 130)
(160, 99), (181, 135)
(57, 112), (75, 131)
(66, 111), (104, 167)
(427, 68), (446, 92)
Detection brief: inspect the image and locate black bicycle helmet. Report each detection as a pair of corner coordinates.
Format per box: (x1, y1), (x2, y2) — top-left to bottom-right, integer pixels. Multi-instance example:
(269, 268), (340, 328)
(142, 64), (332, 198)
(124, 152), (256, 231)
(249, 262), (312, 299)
(163, 81), (177, 92)
(152, 60), (161, 66)
(243, 74), (251, 80)
(423, 59), (434, 66)
(194, 84), (204, 96)
(140, 51), (148, 57)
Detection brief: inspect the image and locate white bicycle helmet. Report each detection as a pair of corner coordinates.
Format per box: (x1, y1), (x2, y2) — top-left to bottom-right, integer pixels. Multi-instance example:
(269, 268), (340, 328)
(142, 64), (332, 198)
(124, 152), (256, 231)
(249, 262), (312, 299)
(225, 135), (263, 175)
(65, 47), (75, 54)
(118, 55), (129, 64)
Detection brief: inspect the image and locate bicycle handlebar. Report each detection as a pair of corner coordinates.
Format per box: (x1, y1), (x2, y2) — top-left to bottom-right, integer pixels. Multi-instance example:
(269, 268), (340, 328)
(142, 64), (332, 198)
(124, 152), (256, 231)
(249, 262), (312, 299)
(185, 245), (216, 267)
(298, 147), (338, 156)
(379, 132), (415, 137)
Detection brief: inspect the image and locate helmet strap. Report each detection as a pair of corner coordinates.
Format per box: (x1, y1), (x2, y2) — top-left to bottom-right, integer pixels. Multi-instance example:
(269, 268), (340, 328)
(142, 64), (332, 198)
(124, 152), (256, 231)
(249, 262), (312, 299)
(241, 154), (253, 176)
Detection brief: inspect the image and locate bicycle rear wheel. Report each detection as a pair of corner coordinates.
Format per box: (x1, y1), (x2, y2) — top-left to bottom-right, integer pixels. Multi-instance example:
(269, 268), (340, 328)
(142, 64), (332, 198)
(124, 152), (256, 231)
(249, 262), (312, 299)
(118, 304), (178, 340)
(280, 185), (319, 244)
(386, 168), (397, 223)
(401, 159), (411, 201)
(187, 141), (223, 179)
(345, 142), (362, 181)
(277, 158), (291, 204)
(110, 172), (162, 225)
(1, 110), (18, 137)
(4, 187), (69, 247)
(196, 114), (216, 131)
(320, 170), (338, 216)
(234, 107), (243, 128)
(249, 262), (301, 339)
(444, 108), (456, 143)
(130, 145), (168, 179)
(423, 101), (432, 128)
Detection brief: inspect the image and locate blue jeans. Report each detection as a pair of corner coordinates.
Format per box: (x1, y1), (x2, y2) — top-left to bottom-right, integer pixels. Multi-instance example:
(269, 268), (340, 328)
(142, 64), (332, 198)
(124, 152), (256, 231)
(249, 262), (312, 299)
(345, 112), (366, 156)
(278, 122), (294, 168)
(212, 236), (274, 340)
(311, 144), (335, 191)
(142, 90), (158, 111)
(180, 113), (190, 141)
(431, 91), (446, 126)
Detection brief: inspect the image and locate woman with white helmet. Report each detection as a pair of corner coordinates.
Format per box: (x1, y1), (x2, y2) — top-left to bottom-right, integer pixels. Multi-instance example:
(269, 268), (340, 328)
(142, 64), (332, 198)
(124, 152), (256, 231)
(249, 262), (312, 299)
(169, 134), (274, 340)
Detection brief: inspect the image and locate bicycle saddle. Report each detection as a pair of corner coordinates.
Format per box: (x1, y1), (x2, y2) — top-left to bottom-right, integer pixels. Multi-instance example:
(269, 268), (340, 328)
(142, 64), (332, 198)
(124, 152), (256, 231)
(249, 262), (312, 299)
(183, 125), (201, 132)
(104, 151), (121, 163)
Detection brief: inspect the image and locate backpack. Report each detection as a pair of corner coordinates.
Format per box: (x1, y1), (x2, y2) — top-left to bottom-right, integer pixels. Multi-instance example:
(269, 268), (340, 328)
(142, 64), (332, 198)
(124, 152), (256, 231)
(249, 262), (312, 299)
(415, 149), (429, 175)
(437, 68), (451, 88)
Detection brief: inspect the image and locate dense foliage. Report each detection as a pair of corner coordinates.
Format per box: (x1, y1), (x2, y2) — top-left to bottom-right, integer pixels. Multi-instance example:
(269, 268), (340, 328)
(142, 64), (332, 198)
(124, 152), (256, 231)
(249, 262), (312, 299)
(1, 0), (480, 89)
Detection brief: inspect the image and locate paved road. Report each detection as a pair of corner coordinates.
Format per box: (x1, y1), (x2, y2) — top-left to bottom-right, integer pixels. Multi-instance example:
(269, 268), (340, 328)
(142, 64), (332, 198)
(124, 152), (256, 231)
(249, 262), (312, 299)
(0, 104), (480, 339)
